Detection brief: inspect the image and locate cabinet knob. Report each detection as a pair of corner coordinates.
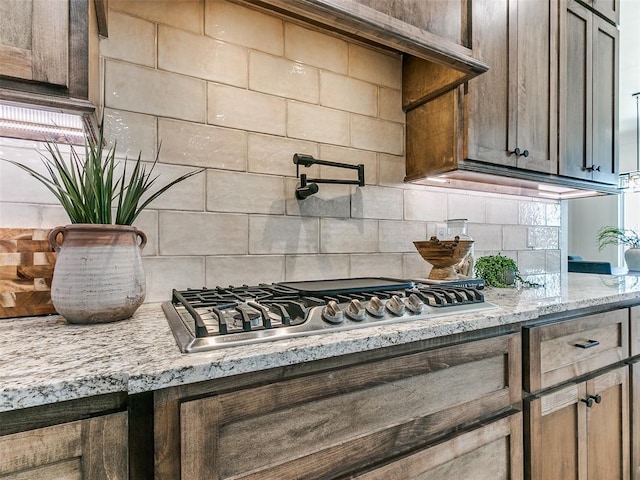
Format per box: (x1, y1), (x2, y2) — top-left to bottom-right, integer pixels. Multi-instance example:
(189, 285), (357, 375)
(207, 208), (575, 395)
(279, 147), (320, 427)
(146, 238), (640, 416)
(581, 397), (594, 408)
(584, 165), (601, 172)
(510, 148), (529, 157)
(580, 394), (602, 408)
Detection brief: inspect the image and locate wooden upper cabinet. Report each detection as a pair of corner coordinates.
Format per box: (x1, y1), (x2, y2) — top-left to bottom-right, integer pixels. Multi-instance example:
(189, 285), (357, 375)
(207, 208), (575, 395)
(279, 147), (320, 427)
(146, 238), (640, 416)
(469, 0), (558, 173)
(560, 0), (618, 184)
(0, 0), (102, 114)
(0, 0), (68, 86)
(583, 0), (620, 24)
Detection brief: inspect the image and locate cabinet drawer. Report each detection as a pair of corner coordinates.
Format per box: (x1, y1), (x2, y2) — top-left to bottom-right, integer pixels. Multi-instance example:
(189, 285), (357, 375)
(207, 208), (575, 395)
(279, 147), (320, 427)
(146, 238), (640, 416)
(524, 309), (628, 393)
(352, 413), (523, 480)
(175, 333), (521, 480)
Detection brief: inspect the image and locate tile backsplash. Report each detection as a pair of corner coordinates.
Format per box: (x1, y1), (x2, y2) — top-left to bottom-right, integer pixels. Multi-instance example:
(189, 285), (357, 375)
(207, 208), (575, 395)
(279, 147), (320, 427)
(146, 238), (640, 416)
(0, 0), (561, 302)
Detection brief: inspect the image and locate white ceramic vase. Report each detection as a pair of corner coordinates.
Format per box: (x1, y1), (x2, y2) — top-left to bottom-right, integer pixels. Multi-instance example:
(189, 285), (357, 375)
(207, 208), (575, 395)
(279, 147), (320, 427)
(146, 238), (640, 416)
(48, 224), (147, 324)
(625, 248), (640, 272)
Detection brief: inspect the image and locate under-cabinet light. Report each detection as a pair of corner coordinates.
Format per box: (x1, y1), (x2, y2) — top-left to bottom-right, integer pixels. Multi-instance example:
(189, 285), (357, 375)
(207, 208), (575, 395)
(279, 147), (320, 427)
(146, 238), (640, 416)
(0, 104), (85, 145)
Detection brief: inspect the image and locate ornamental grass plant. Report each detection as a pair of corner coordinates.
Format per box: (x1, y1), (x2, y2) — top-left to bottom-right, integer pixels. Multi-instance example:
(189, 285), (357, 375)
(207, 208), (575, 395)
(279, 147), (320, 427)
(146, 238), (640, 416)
(3, 121), (202, 225)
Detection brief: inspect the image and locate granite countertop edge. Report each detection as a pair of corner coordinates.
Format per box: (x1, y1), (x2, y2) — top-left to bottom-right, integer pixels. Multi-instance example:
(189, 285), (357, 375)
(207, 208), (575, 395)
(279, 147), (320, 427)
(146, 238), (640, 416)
(2, 273), (640, 413)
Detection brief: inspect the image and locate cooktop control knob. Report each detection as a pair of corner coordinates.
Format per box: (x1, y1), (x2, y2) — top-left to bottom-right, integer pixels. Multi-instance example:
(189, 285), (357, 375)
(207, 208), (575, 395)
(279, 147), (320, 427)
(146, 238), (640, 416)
(322, 300), (344, 324)
(366, 296), (385, 317)
(386, 295), (406, 316)
(406, 293), (425, 314)
(346, 299), (366, 321)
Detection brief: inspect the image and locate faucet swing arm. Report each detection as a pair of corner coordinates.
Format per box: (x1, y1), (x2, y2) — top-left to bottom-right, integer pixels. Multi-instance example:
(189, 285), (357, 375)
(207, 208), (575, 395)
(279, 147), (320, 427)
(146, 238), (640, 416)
(293, 153), (365, 199)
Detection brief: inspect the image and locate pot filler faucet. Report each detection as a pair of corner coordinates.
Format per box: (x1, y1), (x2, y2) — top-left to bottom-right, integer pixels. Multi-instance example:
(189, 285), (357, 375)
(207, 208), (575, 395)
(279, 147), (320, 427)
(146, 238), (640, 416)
(293, 153), (365, 199)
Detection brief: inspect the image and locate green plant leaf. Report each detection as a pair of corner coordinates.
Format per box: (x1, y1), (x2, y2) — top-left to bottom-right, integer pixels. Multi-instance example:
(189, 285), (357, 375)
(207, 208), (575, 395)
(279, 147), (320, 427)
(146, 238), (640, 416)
(474, 253), (542, 288)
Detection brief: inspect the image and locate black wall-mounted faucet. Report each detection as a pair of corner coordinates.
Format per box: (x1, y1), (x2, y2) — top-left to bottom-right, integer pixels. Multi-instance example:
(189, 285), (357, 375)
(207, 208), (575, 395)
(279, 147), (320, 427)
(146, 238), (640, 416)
(293, 153), (365, 200)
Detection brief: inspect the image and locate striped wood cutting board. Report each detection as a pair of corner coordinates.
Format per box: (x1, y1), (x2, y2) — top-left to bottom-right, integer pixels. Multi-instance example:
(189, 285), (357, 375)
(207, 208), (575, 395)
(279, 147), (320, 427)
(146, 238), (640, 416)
(0, 228), (57, 318)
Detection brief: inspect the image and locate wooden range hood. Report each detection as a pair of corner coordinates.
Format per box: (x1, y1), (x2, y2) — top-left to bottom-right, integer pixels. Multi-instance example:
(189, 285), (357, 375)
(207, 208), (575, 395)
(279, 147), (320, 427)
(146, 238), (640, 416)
(239, 0), (489, 101)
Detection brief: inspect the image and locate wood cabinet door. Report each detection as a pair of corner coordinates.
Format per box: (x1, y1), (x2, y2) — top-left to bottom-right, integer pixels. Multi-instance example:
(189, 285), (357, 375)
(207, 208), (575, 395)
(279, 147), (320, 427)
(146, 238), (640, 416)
(512, 0), (558, 174)
(0, 411), (128, 480)
(585, 366), (629, 480)
(164, 333), (521, 480)
(590, 13), (618, 184)
(0, 0), (69, 87)
(526, 382), (585, 480)
(351, 413), (523, 480)
(526, 366), (630, 480)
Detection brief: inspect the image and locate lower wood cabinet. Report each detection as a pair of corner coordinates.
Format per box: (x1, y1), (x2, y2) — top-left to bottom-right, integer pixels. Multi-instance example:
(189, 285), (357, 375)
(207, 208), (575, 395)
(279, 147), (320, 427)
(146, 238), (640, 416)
(352, 413), (523, 480)
(525, 365), (629, 480)
(155, 332), (521, 479)
(0, 411), (128, 480)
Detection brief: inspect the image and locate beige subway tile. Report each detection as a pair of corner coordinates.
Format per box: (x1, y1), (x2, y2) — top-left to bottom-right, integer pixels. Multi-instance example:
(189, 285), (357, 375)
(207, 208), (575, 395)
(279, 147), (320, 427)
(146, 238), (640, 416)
(206, 255), (285, 286)
(546, 203), (561, 226)
(350, 253), (403, 278)
(109, 0), (202, 33)
(0, 204), (69, 228)
(349, 44), (401, 89)
(320, 71), (376, 116)
(285, 179), (351, 218)
(404, 190), (447, 221)
(0, 148), (58, 204)
(284, 254), (349, 281)
(503, 226), (528, 250)
(143, 256), (205, 303)
(208, 83), (286, 136)
(249, 215), (318, 254)
(287, 102), (349, 146)
(158, 118), (247, 170)
(352, 186), (403, 220)
(205, 0), (283, 55)
(104, 109), (157, 162)
(546, 250), (561, 273)
(379, 153), (413, 188)
(0, 137), (39, 148)
(207, 170), (285, 214)
(379, 87), (404, 123)
(517, 250), (547, 274)
(250, 52), (318, 102)
(101, 11), (155, 67)
(486, 197), (519, 224)
(144, 162), (205, 211)
(351, 115), (403, 155)
(105, 60), (206, 122)
(404, 252), (432, 279)
(528, 227), (559, 249)
(379, 220), (427, 252)
(318, 145), (377, 184)
(159, 211), (248, 255)
(467, 224), (503, 251)
(320, 218), (378, 253)
(448, 193), (486, 223)
(284, 23), (348, 73)
(132, 210), (158, 257)
(248, 134), (318, 177)
(519, 201), (547, 225)
(159, 26), (248, 87)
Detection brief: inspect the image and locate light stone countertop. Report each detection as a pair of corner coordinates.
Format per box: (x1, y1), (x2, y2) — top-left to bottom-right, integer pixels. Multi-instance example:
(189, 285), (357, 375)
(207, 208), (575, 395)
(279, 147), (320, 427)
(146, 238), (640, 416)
(2, 273), (640, 413)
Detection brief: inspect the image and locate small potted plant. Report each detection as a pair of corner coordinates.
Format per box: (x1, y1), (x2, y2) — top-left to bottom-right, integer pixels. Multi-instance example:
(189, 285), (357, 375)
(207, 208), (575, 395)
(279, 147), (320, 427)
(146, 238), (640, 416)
(3, 122), (202, 324)
(597, 226), (640, 272)
(474, 253), (541, 288)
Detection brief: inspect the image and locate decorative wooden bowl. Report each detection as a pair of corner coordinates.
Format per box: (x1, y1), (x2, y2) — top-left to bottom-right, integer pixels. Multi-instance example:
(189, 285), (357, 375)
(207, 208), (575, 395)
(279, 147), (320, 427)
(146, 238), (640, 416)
(413, 237), (474, 280)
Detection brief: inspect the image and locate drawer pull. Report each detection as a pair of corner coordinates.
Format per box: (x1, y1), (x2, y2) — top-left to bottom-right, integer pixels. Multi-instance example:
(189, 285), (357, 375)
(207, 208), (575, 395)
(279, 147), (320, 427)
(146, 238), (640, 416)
(574, 339), (600, 349)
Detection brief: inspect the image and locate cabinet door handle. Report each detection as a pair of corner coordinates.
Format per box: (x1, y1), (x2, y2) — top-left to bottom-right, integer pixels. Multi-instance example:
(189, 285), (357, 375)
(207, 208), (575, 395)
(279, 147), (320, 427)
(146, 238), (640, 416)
(581, 397), (594, 408)
(522, 149), (529, 157)
(511, 147), (522, 156)
(584, 165), (601, 172)
(581, 394), (602, 408)
(574, 339), (600, 349)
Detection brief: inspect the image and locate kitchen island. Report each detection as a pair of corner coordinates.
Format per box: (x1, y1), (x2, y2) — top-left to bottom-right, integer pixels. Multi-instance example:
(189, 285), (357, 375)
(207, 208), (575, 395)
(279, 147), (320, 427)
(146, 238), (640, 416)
(2, 273), (640, 479)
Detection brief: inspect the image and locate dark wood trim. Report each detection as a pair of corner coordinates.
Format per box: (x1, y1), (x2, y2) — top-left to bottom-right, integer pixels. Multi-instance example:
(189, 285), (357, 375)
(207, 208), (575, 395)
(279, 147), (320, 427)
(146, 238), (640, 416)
(0, 391), (127, 437)
(94, 0), (108, 37)
(128, 392), (154, 480)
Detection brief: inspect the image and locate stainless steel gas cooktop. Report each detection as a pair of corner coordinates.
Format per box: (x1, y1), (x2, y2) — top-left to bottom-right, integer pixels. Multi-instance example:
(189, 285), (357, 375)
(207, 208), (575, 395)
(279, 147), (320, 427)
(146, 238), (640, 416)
(162, 277), (499, 353)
